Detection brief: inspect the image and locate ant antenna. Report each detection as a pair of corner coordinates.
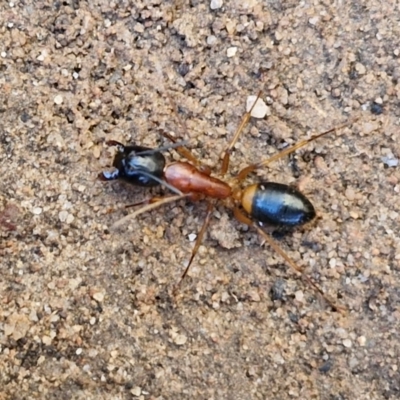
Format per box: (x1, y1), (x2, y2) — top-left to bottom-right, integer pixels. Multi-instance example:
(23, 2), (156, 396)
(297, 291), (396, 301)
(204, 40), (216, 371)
(135, 140), (189, 156)
(135, 170), (183, 196)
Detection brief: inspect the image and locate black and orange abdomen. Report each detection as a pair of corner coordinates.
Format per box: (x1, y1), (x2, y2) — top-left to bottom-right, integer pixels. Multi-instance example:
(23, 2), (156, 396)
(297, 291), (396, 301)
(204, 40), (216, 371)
(241, 182), (316, 227)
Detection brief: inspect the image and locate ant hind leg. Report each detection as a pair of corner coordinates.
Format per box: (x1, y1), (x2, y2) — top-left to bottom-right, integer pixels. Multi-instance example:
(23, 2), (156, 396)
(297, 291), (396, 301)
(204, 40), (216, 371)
(233, 207), (347, 314)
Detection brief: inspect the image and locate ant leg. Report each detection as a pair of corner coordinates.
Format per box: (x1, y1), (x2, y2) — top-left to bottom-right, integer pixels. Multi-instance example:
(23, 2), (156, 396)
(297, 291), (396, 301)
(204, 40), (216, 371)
(220, 91), (263, 176)
(233, 207), (347, 314)
(105, 196), (170, 216)
(158, 130), (210, 174)
(125, 196), (165, 209)
(105, 140), (124, 147)
(236, 118), (359, 181)
(111, 193), (191, 230)
(174, 202), (214, 292)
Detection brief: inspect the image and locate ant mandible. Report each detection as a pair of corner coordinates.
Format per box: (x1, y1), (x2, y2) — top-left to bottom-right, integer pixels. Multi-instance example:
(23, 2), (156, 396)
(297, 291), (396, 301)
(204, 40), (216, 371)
(99, 91), (355, 313)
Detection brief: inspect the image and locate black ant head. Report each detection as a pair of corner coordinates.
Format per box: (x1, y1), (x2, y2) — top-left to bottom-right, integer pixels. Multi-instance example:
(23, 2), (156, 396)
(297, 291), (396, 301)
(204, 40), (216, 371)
(99, 142), (166, 187)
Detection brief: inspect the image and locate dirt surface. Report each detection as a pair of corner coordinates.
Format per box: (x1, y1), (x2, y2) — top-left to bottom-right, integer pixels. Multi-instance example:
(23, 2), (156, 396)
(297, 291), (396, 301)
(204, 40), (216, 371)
(0, 1), (399, 399)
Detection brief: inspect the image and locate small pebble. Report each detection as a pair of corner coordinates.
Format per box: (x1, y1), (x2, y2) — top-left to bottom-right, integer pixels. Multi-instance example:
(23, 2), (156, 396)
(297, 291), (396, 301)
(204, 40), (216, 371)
(210, 0), (223, 10)
(357, 336), (366, 346)
(246, 95), (268, 118)
(54, 95), (63, 105)
(248, 290), (261, 302)
(381, 156), (399, 167)
(343, 339), (352, 348)
(227, 46), (237, 57)
(188, 233), (197, 242)
(362, 122), (378, 135)
(59, 210), (69, 222)
(207, 35), (217, 46)
(92, 291), (105, 302)
(226, 20), (236, 34)
(349, 211), (359, 219)
(295, 290), (304, 302)
(370, 102), (383, 115)
(345, 187), (356, 201)
(131, 387), (142, 397)
(32, 207), (43, 215)
(174, 334), (188, 345)
(42, 335), (52, 345)
(355, 62), (366, 75)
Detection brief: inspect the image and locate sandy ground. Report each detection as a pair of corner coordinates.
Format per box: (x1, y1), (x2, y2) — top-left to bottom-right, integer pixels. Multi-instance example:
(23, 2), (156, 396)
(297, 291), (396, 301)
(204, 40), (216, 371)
(0, 1), (399, 399)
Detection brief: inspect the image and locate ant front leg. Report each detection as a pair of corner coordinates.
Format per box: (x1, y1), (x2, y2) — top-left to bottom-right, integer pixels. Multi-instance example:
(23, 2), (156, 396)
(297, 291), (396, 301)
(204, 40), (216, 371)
(236, 118), (358, 181)
(105, 140), (126, 152)
(220, 91), (263, 176)
(159, 130), (212, 176)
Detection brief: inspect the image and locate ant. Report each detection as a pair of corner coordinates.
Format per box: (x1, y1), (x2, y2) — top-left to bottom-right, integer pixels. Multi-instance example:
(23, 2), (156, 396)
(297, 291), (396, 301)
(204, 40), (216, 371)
(99, 91), (356, 313)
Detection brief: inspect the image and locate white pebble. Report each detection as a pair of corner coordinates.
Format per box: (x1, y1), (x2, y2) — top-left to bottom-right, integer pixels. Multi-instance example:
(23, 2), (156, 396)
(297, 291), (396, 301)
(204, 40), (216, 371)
(42, 335), (52, 345)
(357, 336), (366, 346)
(246, 95), (269, 118)
(131, 387), (142, 397)
(174, 334), (188, 345)
(66, 213), (74, 224)
(32, 207), (43, 215)
(295, 290), (304, 302)
(342, 339), (352, 348)
(210, 0), (223, 10)
(92, 291), (105, 302)
(381, 156), (399, 167)
(188, 233), (197, 242)
(54, 95), (63, 105)
(207, 35), (217, 46)
(227, 46), (237, 57)
(59, 210), (68, 222)
(355, 62), (366, 75)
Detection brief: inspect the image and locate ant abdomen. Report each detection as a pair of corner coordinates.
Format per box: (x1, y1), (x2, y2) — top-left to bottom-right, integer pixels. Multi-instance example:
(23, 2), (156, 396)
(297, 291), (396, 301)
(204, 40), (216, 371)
(241, 182), (316, 227)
